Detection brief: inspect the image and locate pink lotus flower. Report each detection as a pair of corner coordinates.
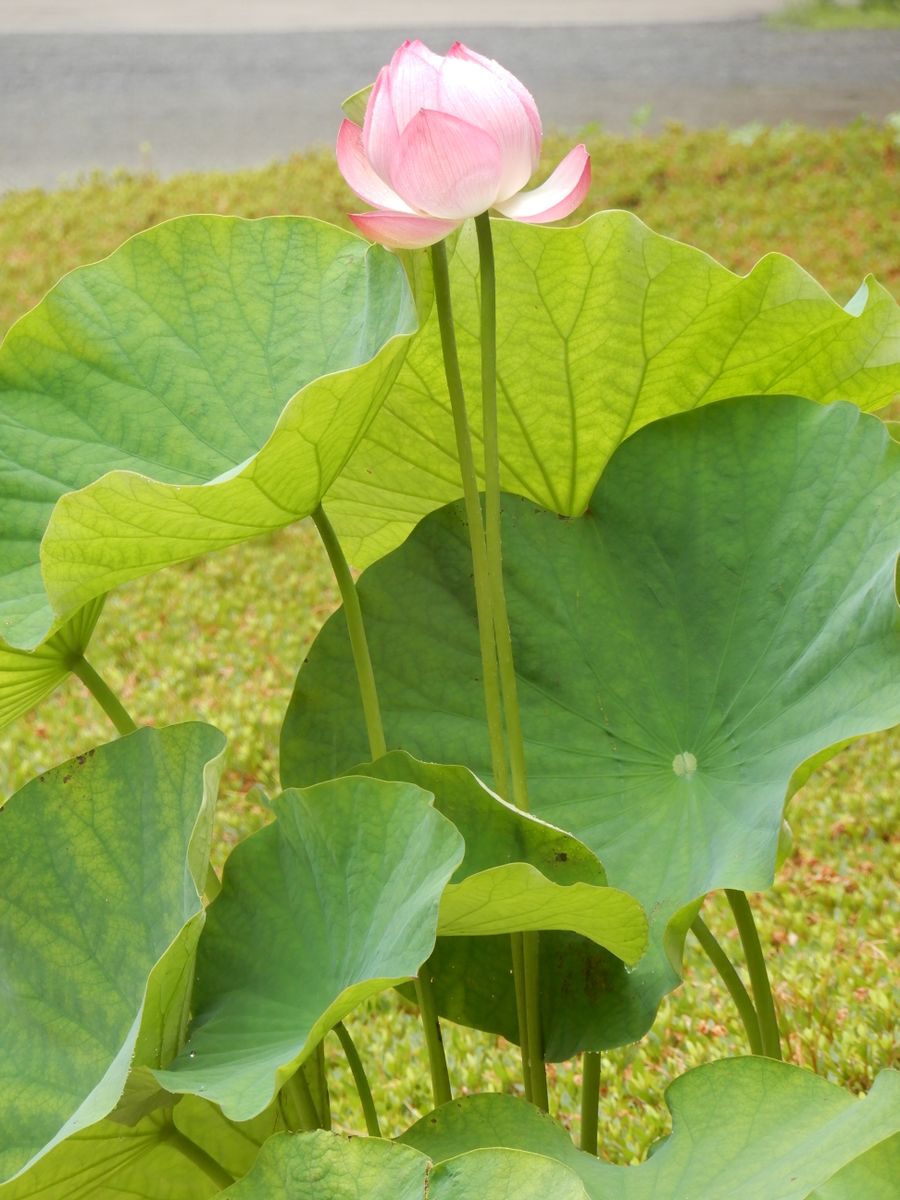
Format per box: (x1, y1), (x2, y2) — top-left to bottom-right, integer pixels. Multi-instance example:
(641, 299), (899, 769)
(337, 40), (591, 250)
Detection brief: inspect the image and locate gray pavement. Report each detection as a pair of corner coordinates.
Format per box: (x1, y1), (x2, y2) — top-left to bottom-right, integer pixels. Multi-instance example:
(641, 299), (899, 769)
(1, 10), (899, 193)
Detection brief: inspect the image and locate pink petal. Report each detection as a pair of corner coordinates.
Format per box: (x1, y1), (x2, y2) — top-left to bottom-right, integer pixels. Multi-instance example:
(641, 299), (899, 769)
(382, 39), (441, 135)
(436, 56), (536, 201)
(362, 65), (401, 182)
(494, 144), (591, 224)
(391, 108), (504, 220)
(336, 119), (414, 213)
(447, 43), (541, 169)
(349, 209), (462, 251)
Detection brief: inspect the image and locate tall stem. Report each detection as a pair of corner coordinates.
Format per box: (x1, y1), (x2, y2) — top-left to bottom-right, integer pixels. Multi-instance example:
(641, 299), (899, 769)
(691, 915), (764, 1055)
(429, 238), (509, 800)
(725, 890), (782, 1059)
(473, 212), (548, 1109)
(69, 656), (137, 736)
(416, 964), (453, 1106)
(580, 1051), (601, 1155)
(433, 234), (538, 1095)
(334, 1020), (382, 1137)
(312, 504), (386, 760)
(167, 1127), (235, 1188)
(473, 212), (530, 815)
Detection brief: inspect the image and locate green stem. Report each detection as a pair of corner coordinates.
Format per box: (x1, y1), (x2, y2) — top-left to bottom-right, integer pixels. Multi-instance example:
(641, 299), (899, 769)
(167, 1127), (235, 1189)
(691, 915), (764, 1055)
(580, 1051), (601, 1155)
(429, 238), (509, 801)
(473, 212), (530, 815)
(334, 1020), (382, 1137)
(725, 890), (782, 1060)
(523, 931), (549, 1111)
(69, 656), (137, 737)
(473, 212), (548, 1106)
(416, 964), (453, 1107)
(311, 503), (387, 761)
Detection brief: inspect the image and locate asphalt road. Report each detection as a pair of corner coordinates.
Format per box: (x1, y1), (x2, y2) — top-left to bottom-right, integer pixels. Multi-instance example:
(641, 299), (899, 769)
(2, 17), (899, 193)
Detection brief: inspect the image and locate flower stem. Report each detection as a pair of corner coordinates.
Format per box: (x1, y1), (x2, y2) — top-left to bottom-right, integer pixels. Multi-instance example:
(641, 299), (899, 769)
(473, 212), (530, 815)
(416, 963), (453, 1107)
(473, 211), (549, 1110)
(691, 914), (764, 1055)
(69, 656), (137, 737)
(334, 1020), (382, 1137)
(311, 503), (387, 761)
(725, 890), (782, 1059)
(429, 238), (509, 801)
(580, 1051), (601, 1155)
(167, 1127), (235, 1189)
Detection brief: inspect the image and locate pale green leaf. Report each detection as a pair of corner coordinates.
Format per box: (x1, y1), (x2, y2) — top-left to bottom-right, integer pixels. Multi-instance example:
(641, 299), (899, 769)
(324, 212), (900, 567)
(0, 723), (226, 1182)
(0, 215), (416, 656)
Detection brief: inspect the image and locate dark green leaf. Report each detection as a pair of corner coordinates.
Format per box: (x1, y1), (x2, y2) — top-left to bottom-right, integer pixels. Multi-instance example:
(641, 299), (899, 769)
(283, 397), (900, 1050)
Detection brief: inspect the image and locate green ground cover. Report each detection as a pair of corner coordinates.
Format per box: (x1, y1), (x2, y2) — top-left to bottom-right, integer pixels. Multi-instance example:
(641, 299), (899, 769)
(772, 0), (900, 29)
(1, 123), (897, 1163)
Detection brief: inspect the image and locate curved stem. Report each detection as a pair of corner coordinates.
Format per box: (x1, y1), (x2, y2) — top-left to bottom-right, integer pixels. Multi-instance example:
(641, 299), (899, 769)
(429, 238), (509, 800)
(312, 504), (386, 760)
(691, 915), (763, 1055)
(580, 1051), (601, 1155)
(334, 1020), (382, 1137)
(167, 1127), (235, 1189)
(725, 890), (782, 1060)
(416, 964), (453, 1107)
(69, 656), (137, 736)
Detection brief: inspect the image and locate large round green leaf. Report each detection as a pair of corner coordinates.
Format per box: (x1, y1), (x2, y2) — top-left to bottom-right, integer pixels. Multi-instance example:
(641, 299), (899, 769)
(0, 215), (415, 665)
(324, 212), (900, 567)
(220, 1131), (590, 1200)
(282, 397), (900, 1050)
(155, 777), (465, 1122)
(400, 1060), (900, 1200)
(0, 723), (226, 1183)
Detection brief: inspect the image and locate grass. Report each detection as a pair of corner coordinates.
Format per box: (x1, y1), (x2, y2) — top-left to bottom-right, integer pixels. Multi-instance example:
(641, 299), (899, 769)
(771, 0), (900, 28)
(1, 124), (897, 1164)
